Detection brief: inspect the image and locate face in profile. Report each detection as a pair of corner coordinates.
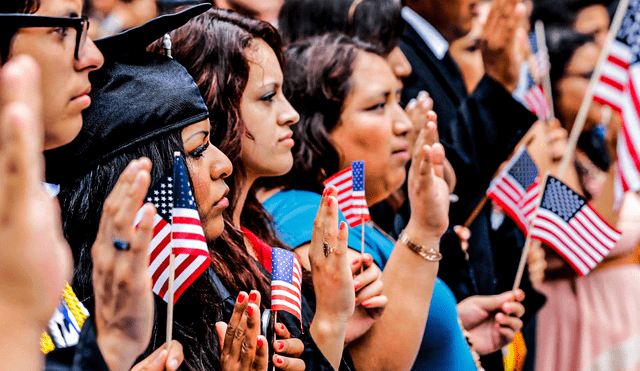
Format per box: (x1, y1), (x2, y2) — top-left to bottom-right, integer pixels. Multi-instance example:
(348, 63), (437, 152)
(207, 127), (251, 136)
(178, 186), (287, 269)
(330, 51), (412, 206)
(555, 41), (603, 132)
(411, 0), (480, 41)
(239, 38), (299, 181)
(10, 0), (104, 150)
(573, 4), (610, 48)
(182, 119), (233, 241)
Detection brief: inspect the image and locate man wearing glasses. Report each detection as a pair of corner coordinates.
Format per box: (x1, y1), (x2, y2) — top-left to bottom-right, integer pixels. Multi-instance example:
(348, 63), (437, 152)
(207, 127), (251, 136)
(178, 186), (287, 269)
(0, 1), (183, 370)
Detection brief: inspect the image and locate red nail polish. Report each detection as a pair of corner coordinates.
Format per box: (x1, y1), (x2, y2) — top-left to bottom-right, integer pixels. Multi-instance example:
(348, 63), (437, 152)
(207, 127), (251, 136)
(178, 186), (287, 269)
(237, 292), (246, 304)
(257, 337), (264, 347)
(355, 298), (359, 305)
(280, 323), (286, 331)
(247, 305), (254, 317)
(327, 198), (333, 207)
(275, 356), (284, 365)
(354, 281), (361, 291)
(352, 259), (360, 266)
(340, 221), (347, 230)
(276, 341), (284, 351)
(362, 300), (371, 308)
(249, 292), (258, 303)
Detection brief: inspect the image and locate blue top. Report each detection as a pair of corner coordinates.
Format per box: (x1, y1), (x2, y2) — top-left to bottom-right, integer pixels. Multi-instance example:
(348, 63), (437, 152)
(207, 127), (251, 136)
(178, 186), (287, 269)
(264, 189), (477, 370)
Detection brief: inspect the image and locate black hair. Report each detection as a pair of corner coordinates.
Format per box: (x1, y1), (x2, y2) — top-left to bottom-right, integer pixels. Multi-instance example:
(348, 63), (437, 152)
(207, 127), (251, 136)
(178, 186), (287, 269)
(546, 26), (594, 90)
(58, 130), (225, 371)
(277, 0), (404, 55)
(530, 0), (613, 29)
(0, 0), (41, 63)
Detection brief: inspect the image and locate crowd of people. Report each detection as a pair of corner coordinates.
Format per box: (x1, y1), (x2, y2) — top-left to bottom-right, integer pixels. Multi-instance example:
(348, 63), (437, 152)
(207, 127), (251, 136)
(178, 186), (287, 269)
(0, 0), (638, 370)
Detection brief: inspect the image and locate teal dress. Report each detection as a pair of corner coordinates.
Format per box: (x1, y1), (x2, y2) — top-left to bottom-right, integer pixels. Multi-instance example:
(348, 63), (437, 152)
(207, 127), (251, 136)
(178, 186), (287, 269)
(264, 189), (478, 370)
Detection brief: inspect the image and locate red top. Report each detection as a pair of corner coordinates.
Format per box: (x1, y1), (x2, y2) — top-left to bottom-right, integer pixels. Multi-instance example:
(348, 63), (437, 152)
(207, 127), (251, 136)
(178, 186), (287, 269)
(241, 227), (272, 273)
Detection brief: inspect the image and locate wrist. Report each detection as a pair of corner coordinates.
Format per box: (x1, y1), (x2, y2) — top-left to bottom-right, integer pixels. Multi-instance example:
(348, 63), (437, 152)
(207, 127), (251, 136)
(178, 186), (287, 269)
(402, 222), (442, 248)
(97, 332), (141, 371)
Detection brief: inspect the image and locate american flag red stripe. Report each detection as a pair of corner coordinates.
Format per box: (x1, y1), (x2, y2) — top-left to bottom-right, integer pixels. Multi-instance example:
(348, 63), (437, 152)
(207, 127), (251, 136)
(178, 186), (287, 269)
(486, 147), (540, 233)
(529, 177), (621, 276)
(594, 40), (632, 112)
(524, 85), (551, 120)
(323, 161), (370, 227)
(135, 155), (211, 304)
(271, 248), (302, 322)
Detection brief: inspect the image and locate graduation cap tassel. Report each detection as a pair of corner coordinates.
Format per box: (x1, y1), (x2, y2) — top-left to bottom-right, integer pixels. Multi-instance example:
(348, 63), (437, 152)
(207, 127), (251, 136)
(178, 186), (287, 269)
(162, 33), (173, 59)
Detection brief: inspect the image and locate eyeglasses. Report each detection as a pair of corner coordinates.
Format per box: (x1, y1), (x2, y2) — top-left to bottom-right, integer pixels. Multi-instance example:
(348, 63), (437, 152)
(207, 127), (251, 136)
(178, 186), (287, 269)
(0, 14), (90, 60)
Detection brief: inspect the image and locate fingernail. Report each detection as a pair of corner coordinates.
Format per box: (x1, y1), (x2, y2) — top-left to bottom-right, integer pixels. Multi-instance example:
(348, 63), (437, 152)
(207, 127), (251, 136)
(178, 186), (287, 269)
(168, 359), (179, 371)
(249, 292), (258, 303)
(322, 187), (328, 197)
(354, 281), (361, 291)
(355, 298), (359, 305)
(407, 99), (417, 109)
(275, 355), (284, 365)
(154, 350), (167, 364)
(237, 292), (247, 304)
(280, 323), (286, 331)
(352, 259), (360, 266)
(418, 91), (427, 100)
(362, 299), (371, 308)
(257, 337), (264, 347)
(276, 340), (285, 351)
(327, 197), (333, 207)
(340, 221), (347, 230)
(247, 305), (254, 317)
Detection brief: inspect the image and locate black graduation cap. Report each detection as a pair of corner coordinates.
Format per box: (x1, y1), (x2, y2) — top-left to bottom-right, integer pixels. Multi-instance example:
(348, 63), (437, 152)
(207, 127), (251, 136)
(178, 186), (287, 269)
(44, 3), (212, 184)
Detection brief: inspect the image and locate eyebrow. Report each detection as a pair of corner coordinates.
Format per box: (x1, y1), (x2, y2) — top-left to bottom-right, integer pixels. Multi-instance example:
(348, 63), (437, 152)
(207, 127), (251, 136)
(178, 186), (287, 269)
(186, 131), (210, 142)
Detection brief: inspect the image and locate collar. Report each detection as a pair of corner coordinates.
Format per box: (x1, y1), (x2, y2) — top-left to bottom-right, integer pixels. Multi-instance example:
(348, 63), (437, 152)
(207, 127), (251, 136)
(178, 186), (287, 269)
(401, 7), (449, 60)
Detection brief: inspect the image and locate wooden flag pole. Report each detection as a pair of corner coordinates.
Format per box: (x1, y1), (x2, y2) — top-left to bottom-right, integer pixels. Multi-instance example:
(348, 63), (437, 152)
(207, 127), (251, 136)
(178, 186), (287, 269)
(512, 171), (550, 291)
(557, 0), (631, 179)
(360, 217), (365, 274)
(166, 252), (175, 350)
(535, 20), (555, 122)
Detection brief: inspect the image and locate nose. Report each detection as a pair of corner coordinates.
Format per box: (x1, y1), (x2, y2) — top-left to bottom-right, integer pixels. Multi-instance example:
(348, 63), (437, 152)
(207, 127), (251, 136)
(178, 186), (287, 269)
(386, 47), (412, 79)
(392, 102), (412, 137)
(210, 144), (233, 180)
(278, 96), (300, 127)
(75, 38), (104, 72)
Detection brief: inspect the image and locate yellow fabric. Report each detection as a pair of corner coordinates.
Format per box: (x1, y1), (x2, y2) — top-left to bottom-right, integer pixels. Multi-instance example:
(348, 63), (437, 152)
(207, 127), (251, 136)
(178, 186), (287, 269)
(40, 283), (88, 354)
(504, 331), (527, 371)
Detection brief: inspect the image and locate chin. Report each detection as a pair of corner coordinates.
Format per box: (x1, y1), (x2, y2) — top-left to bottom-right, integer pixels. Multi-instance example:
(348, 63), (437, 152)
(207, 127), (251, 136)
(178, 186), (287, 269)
(203, 218), (226, 242)
(44, 116), (83, 150)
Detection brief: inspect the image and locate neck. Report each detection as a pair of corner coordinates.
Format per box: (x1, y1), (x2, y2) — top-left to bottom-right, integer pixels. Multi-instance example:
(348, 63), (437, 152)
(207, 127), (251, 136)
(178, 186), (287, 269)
(233, 174), (257, 229)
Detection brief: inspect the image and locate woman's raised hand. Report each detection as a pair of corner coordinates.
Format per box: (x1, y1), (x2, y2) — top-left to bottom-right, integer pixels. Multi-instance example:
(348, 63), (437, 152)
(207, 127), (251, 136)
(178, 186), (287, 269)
(405, 120), (450, 239)
(308, 185), (355, 370)
(92, 158), (156, 371)
(345, 254), (387, 345)
(273, 322), (305, 371)
(216, 291), (268, 371)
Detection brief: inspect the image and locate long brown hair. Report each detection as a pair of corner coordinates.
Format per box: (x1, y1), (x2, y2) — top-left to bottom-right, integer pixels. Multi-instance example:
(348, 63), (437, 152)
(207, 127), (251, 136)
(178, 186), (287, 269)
(150, 9), (292, 302)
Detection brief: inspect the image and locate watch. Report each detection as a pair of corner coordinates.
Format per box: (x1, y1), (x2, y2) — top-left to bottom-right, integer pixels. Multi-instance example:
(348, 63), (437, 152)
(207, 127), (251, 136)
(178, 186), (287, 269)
(399, 232), (443, 262)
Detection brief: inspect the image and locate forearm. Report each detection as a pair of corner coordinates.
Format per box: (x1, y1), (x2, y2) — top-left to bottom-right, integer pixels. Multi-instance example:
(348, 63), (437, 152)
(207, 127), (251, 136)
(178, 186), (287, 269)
(348, 225), (439, 371)
(310, 315), (349, 370)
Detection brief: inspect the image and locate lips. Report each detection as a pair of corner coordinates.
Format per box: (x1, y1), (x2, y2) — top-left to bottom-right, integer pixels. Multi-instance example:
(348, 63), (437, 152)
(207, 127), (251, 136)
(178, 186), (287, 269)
(279, 131), (294, 142)
(213, 186), (230, 208)
(72, 86), (91, 101)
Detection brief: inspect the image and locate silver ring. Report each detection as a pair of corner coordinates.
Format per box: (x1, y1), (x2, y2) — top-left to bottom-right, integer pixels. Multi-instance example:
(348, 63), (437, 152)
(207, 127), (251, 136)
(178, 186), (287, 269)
(112, 238), (130, 251)
(323, 242), (334, 257)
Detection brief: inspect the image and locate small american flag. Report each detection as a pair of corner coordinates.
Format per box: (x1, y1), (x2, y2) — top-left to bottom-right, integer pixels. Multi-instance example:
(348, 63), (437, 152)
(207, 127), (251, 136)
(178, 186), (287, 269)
(487, 147), (540, 233)
(135, 155), (211, 304)
(271, 247), (302, 322)
(323, 161), (370, 227)
(530, 176), (622, 276)
(593, 0), (640, 204)
(524, 85), (551, 120)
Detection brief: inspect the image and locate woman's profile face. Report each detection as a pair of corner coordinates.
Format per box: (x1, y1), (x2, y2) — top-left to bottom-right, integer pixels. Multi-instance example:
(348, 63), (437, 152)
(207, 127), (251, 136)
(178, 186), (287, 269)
(10, 0), (104, 150)
(556, 41), (602, 132)
(239, 38), (299, 181)
(182, 118), (233, 241)
(330, 51), (412, 206)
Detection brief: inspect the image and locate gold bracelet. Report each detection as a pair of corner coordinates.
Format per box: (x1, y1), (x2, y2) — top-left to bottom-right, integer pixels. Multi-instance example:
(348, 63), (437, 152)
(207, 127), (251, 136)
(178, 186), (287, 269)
(399, 232), (442, 262)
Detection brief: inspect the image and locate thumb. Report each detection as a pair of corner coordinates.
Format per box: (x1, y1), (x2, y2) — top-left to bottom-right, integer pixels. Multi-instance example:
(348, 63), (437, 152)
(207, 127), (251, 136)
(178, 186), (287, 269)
(215, 322), (227, 347)
(479, 291), (517, 311)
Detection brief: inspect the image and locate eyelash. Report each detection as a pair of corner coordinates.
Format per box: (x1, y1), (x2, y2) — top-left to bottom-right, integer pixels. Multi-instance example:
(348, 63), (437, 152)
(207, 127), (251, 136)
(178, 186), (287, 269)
(53, 26), (70, 38)
(365, 102), (386, 112)
(260, 92), (276, 102)
(189, 142), (210, 159)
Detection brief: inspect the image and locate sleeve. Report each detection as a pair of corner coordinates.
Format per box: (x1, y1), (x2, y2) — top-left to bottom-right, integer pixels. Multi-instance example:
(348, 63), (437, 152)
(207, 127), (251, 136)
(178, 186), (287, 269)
(43, 318), (110, 371)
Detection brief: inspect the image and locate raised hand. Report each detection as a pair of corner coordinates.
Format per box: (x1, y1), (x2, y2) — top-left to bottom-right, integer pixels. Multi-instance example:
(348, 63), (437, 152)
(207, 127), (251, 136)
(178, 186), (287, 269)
(272, 323), (305, 371)
(130, 340), (184, 371)
(0, 55), (72, 371)
(481, 0), (527, 93)
(405, 121), (450, 240)
(92, 158), (156, 371)
(216, 291), (268, 371)
(346, 254), (387, 345)
(457, 290), (526, 355)
(308, 186), (355, 369)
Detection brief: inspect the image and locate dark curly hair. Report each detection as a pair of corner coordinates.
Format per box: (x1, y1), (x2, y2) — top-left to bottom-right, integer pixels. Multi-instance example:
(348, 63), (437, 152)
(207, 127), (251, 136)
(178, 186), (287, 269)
(261, 33), (383, 193)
